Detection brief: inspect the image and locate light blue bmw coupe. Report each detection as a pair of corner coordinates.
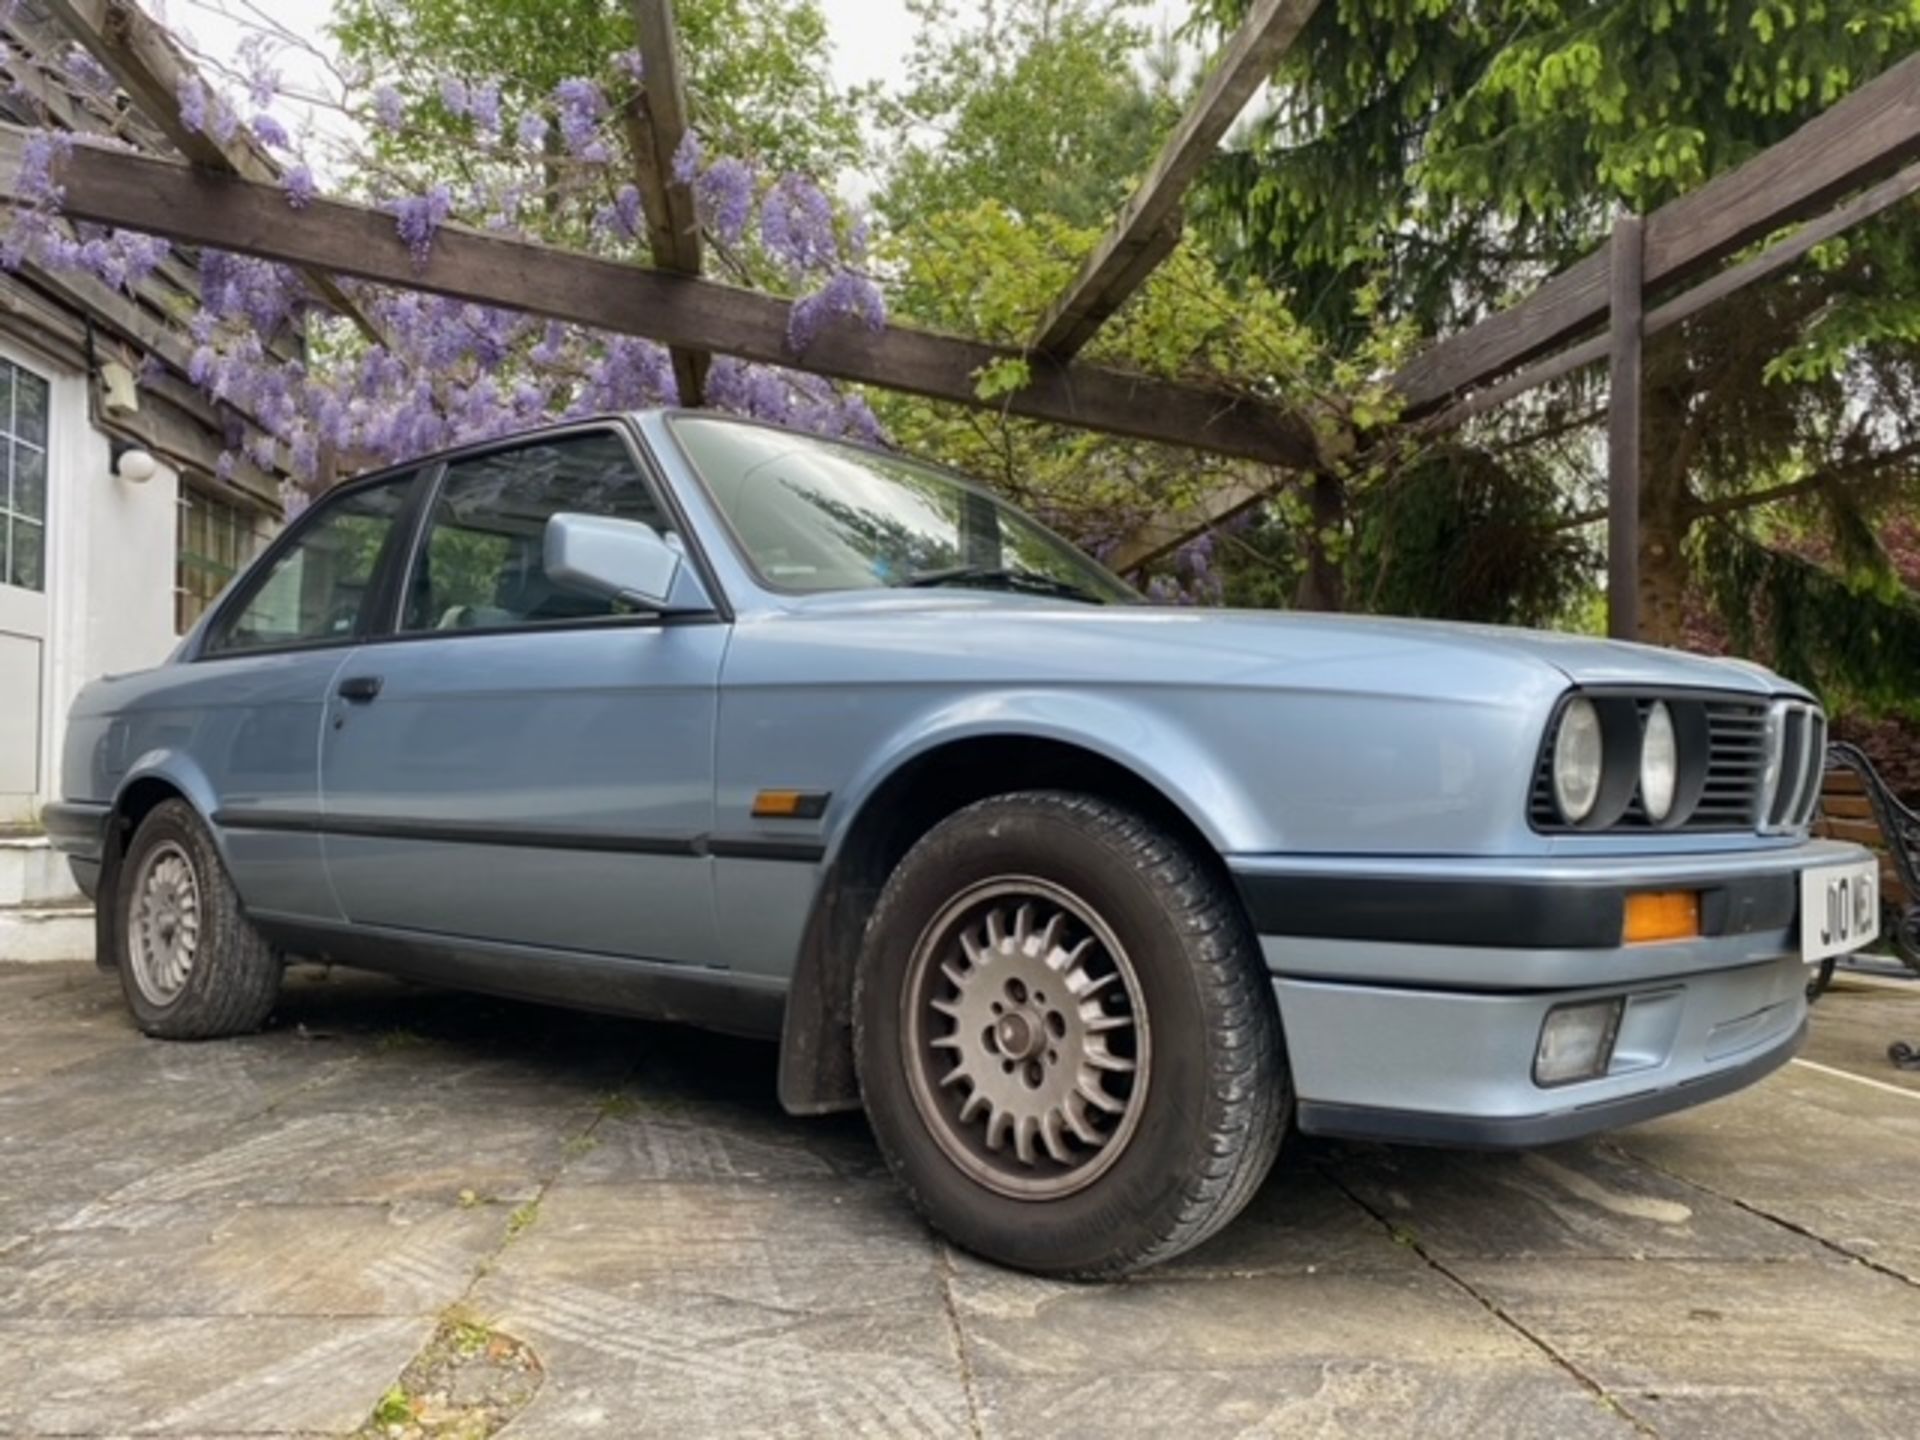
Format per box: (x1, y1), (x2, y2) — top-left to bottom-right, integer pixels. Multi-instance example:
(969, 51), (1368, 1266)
(43, 411), (1878, 1275)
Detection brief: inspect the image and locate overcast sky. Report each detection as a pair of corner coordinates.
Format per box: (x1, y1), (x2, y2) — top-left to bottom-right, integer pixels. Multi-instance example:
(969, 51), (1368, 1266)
(156, 0), (1196, 190)
(165, 0), (1192, 101)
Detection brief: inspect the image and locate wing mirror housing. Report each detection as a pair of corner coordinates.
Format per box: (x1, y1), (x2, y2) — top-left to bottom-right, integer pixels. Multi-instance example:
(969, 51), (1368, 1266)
(544, 513), (711, 613)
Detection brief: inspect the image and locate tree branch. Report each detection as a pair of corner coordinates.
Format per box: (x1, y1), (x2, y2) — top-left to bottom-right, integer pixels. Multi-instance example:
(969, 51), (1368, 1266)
(1545, 437), (1920, 531)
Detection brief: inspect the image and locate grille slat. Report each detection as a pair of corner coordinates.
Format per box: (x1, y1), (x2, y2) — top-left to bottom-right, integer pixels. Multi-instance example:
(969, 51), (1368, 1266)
(1530, 691), (1819, 834)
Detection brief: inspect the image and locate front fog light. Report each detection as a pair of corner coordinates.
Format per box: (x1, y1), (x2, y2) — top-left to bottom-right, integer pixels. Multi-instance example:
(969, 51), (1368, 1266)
(1534, 999), (1624, 1087)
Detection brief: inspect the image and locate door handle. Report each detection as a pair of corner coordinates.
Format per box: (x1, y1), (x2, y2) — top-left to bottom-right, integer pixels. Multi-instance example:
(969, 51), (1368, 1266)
(337, 675), (383, 703)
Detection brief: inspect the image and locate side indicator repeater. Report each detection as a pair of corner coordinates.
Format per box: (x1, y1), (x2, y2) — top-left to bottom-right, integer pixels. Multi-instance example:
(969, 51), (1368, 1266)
(751, 789), (830, 820)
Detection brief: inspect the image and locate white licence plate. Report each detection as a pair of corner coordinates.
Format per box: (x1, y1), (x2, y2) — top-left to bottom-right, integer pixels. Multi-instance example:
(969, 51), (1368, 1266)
(1800, 861), (1880, 962)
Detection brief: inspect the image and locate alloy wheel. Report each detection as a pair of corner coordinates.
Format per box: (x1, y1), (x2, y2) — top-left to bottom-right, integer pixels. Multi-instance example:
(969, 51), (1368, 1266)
(902, 877), (1150, 1199)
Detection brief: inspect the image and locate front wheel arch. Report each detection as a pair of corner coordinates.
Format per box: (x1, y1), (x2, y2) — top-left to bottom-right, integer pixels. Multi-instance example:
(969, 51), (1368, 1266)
(775, 734), (1251, 1116)
(852, 789), (1288, 1275)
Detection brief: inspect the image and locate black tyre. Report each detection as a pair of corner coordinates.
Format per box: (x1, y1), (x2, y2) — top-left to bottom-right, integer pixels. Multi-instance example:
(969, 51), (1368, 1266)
(116, 800), (281, 1039)
(854, 791), (1288, 1278)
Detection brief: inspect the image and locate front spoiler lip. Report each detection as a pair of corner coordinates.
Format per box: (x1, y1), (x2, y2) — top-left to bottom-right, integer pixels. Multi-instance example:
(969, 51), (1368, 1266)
(1295, 1017), (1806, 1149)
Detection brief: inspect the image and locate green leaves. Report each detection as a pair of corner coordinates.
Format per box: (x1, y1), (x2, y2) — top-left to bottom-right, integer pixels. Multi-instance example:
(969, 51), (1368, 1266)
(973, 356), (1032, 401)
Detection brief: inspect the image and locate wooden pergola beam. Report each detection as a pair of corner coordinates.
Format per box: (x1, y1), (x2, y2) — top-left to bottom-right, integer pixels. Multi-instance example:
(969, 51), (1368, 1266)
(1428, 158), (1920, 433)
(1109, 50), (1920, 573)
(39, 0), (383, 344)
(623, 0), (707, 405)
(1106, 464), (1278, 572)
(0, 127), (1320, 468)
(1392, 48), (1920, 414)
(1030, 0), (1322, 360)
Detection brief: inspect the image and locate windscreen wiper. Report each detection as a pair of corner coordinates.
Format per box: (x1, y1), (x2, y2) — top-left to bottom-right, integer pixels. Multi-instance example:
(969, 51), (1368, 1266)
(903, 565), (1106, 604)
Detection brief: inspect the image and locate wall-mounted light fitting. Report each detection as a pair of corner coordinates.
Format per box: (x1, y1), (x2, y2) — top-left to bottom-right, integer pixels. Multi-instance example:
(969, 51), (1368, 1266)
(110, 438), (158, 484)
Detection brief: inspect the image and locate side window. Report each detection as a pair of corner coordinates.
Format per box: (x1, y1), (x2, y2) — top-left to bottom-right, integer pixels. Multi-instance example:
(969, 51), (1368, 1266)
(0, 360), (50, 593)
(401, 432), (672, 632)
(204, 474), (413, 655)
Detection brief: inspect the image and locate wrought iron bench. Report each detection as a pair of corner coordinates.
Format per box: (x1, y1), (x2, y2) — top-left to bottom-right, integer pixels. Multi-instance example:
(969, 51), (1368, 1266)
(1815, 742), (1920, 978)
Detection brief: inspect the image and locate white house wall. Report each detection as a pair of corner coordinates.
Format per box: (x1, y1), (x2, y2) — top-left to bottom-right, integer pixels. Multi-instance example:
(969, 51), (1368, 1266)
(1, 334), (179, 821)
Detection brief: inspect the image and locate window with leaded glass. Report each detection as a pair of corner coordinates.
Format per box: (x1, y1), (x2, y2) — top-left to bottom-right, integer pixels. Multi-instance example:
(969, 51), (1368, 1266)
(0, 360), (50, 592)
(176, 485), (272, 634)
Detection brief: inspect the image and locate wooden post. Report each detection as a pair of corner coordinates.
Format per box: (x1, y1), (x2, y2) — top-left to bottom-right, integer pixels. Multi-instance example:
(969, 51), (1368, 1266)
(1606, 213), (1645, 641)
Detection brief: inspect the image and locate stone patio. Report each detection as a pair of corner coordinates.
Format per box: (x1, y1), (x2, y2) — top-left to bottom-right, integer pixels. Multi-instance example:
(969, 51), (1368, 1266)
(0, 958), (1916, 1438)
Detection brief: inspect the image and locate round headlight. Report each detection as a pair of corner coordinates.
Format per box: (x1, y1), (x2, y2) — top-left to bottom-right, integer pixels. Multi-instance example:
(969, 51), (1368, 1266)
(1641, 702), (1679, 822)
(1553, 697), (1604, 823)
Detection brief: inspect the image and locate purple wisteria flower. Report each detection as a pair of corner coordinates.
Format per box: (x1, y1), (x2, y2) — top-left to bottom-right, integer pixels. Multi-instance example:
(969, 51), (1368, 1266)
(613, 49), (645, 84)
(64, 46), (113, 95)
(552, 77), (606, 155)
(438, 75), (469, 117)
(761, 173), (837, 275)
(614, 183), (644, 238)
(695, 156), (753, 247)
(372, 83), (404, 133)
(787, 269), (887, 352)
(238, 33), (280, 110)
(15, 131), (72, 207)
(176, 76), (207, 134)
(283, 164), (317, 210)
(671, 130), (702, 184)
(250, 112), (290, 151)
(468, 79), (502, 135)
(387, 185), (454, 267)
(576, 336), (676, 412)
(516, 109), (549, 151)
(208, 95), (239, 145)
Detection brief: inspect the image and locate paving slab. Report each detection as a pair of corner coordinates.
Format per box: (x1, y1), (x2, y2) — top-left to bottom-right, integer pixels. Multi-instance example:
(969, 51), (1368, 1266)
(77, 1106), (578, 1209)
(0, 1314), (431, 1435)
(0, 1019), (129, 1093)
(947, 1255), (1631, 1437)
(1324, 1137), (1828, 1263)
(471, 1181), (970, 1438)
(0, 961), (1912, 1438)
(1448, 1255), (1920, 1438)
(1614, 1060), (1920, 1282)
(1147, 1154), (1424, 1279)
(1804, 973), (1920, 1094)
(948, 1255), (1538, 1377)
(564, 1098), (886, 1185)
(0, 1201), (502, 1319)
(965, 1360), (1633, 1440)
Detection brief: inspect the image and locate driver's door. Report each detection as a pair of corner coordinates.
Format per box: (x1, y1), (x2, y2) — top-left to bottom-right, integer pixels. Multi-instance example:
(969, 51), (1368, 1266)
(318, 427), (725, 965)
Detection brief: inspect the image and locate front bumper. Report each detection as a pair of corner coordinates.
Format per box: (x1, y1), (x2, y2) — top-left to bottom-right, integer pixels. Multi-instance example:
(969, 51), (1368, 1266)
(1232, 839), (1864, 1147)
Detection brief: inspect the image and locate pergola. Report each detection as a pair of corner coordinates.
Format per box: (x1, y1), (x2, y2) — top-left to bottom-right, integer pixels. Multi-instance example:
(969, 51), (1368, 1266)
(6, 0), (1920, 638)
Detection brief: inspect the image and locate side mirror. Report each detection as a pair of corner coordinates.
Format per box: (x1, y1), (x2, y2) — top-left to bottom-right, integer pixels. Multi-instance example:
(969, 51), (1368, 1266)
(544, 513), (705, 612)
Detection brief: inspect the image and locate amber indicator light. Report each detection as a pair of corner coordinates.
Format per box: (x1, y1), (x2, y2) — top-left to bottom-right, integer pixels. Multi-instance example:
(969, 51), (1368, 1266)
(751, 789), (828, 820)
(1622, 890), (1701, 945)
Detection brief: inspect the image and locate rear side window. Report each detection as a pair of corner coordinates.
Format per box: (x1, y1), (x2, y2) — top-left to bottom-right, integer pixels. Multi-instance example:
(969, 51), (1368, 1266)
(401, 431), (673, 633)
(204, 474), (414, 655)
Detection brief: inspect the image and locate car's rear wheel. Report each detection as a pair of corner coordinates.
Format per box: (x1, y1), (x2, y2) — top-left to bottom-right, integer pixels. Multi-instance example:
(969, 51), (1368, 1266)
(117, 800), (281, 1039)
(854, 791), (1288, 1278)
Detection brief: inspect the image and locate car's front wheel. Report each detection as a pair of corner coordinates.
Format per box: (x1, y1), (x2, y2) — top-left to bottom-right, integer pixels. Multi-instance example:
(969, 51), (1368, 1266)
(116, 799), (282, 1039)
(854, 791), (1288, 1278)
